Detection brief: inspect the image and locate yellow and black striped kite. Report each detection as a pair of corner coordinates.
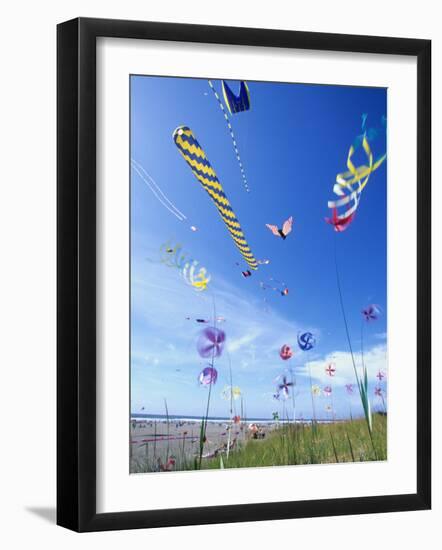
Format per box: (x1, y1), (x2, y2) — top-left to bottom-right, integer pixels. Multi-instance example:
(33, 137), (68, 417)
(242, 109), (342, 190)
(173, 125), (258, 270)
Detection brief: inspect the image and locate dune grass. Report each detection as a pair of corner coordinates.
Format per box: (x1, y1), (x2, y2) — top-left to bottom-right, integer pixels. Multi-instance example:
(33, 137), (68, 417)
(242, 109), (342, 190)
(131, 414), (386, 473)
(203, 415), (386, 470)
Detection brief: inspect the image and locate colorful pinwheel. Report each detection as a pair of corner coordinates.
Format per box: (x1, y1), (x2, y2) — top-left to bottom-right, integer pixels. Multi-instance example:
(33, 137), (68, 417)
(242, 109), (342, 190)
(376, 370), (386, 381)
(297, 331), (316, 351)
(361, 304), (381, 321)
(159, 456), (176, 472)
(198, 366), (218, 386)
(325, 363), (336, 377)
(323, 385), (332, 397)
(345, 383), (354, 395)
(277, 375), (294, 399)
(311, 384), (321, 397)
(197, 327), (226, 358)
(221, 385), (242, 401)
(374, 386), (383, 397)
(279, 344), (293, 360)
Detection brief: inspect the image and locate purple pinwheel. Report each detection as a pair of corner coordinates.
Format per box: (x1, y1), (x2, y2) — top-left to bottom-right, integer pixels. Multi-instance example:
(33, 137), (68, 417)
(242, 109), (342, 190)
(374, 386), (382, 397)
(376, 370), (386, 381)
(345, 384), (354, 395)
(323, 385), (332, 397)
(198, 366), (218, 386)
(277, 375), (294, 399)
(361, 304), (381, 322)
(196, 327), (226, 358)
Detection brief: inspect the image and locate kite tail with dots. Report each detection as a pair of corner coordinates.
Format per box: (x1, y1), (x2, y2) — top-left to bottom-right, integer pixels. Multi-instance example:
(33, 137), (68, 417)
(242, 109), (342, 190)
(173, 125), (258, 271)
(208, 80), (250, 193)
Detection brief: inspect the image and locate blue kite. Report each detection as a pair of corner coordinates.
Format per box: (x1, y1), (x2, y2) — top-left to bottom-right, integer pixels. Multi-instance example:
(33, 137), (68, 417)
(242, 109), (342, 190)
(222, 80), (251, 114)
(297, 331), (316, 351)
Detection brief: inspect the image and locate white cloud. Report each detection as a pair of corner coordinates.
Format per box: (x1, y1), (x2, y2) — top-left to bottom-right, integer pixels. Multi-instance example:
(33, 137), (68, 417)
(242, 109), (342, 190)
(299, 344), (387, 386)
(130, 254), (308, 377)
(227, 329), (261, 353)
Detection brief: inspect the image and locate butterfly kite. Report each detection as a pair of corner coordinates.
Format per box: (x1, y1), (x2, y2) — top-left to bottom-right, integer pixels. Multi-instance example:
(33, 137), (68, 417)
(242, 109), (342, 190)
(266, 216), (293, 240)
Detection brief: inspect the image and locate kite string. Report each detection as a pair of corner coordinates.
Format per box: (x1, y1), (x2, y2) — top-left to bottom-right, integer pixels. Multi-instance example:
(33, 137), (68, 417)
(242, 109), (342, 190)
(131, 158), (187, 219)
(131, 158), (187, 221)
(207, 80), (250, 193)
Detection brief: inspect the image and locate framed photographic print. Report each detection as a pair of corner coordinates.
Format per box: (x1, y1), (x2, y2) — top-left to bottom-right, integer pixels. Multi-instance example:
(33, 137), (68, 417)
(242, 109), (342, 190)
(57, 17), (431, 532)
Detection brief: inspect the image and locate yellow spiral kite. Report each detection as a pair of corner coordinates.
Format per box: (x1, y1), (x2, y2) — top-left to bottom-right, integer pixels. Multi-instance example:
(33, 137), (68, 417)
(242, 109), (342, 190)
(328, 134), (387, 222)
(173, 125), (258, 270)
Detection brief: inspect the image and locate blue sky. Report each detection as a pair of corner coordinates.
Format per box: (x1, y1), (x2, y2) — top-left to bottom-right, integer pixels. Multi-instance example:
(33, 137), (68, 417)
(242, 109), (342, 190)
(130, 75), (387, 420)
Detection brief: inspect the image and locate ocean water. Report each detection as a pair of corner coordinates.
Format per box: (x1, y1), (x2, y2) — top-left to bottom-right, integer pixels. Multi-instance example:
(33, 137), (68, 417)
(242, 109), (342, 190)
(130, 413), (337, 424)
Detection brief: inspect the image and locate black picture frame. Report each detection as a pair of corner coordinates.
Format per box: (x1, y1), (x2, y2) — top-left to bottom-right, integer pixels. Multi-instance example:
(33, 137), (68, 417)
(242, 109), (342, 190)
(57, 17), (431, 532)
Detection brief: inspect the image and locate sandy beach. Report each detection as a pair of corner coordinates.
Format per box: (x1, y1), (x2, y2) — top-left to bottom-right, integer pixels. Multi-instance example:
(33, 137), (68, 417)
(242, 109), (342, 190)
(130, 419), (277, 473)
